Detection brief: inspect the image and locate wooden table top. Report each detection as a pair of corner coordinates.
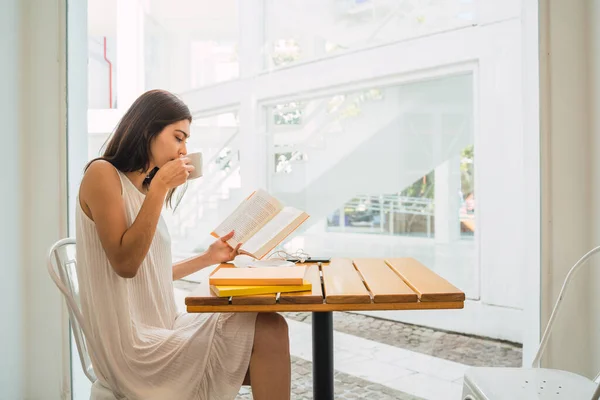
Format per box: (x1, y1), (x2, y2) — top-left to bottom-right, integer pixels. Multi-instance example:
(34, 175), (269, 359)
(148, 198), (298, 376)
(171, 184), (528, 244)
(185, 258), (465, 313)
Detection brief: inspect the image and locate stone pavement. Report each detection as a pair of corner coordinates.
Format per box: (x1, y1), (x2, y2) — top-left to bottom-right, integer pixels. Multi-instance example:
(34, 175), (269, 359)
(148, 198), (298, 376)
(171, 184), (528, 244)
(235, 356), (422, 400)
(283, 312), (522, 368)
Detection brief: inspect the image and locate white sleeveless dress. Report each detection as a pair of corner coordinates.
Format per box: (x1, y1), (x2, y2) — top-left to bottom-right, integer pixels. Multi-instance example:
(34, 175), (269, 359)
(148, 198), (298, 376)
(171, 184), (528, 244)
(75, 166), (257, 400)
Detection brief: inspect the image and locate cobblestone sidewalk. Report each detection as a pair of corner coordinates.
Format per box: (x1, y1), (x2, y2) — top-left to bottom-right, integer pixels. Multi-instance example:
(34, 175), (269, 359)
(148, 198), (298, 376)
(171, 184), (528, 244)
(235, 356), (422, 400)
(283, 312), (521, 367)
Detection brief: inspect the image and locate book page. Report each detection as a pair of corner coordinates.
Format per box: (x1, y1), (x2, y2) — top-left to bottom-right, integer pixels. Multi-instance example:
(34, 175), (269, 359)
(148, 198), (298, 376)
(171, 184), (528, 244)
(242, 207), (308, 258)
(212, 189), (283, 247)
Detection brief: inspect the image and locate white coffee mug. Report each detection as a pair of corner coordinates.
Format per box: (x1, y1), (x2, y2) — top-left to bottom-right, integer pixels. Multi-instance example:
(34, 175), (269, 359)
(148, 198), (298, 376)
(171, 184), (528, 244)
(185, 152), (203, 180)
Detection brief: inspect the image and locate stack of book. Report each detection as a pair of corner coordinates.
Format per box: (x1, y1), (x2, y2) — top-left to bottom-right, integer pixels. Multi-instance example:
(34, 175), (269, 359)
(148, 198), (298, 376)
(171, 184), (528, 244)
(208, 266), (311, 297)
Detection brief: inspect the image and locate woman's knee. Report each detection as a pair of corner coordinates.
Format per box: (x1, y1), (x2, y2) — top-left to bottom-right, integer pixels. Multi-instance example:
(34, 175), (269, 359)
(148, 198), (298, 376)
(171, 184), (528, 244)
(254, 313), (289, 349)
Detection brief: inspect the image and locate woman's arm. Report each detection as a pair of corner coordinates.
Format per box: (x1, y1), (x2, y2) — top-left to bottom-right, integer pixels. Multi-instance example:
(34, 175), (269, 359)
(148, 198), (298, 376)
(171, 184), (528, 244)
(172, 230), (240, 280)
(80, 159), (191, 278)
(172, 252), (217, 281)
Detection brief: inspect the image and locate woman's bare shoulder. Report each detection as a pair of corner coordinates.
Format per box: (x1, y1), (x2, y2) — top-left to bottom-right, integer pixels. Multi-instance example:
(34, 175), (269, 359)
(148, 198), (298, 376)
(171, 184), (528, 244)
(80, 160), (122, 200)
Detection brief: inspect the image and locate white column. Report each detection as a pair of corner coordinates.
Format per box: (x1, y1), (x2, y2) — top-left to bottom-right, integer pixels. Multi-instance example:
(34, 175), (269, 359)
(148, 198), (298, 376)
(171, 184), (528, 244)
(301, 33), (326, 60)
(167, 34), (191, 93)
(521, 0), (541, 367)
(238, 0), (263, 78)
(68, 0), (89, 235)
(0, 1), (24, 397)
(537, 0), (595, 376)
(590, 0), (600, 377)
(68, 1), (91, 396)
(116, 0), (145, 110)
(0, 0), (69, 398)
(191, 41), (217, 89)
(238, 0), (266, 193)
(434, 156), (461, 243)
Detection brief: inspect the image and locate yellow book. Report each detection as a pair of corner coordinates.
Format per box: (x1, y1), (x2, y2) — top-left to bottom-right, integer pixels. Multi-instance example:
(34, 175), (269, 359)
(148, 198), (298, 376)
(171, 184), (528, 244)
(208, 266), (307, 286)
(210, 280), (312, 298)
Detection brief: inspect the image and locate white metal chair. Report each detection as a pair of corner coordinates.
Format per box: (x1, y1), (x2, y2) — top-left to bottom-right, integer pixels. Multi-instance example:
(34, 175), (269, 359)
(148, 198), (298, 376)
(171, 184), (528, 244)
(462, 246), (600, 400)
(47, 238), (119, 400)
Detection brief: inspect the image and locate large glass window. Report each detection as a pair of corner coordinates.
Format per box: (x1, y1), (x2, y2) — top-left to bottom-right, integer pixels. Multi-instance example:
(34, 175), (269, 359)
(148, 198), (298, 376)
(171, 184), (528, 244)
(87, 0), (239, 111)
(264, 0), (476, 70)
(164, 111), (241, 258)
(70, 1), (533, 398)
(267, 74), (477, 298)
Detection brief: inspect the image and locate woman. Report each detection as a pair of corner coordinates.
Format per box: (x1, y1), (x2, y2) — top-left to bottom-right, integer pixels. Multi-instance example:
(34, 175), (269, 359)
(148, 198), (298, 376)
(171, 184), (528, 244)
(76, 89), (291, 400)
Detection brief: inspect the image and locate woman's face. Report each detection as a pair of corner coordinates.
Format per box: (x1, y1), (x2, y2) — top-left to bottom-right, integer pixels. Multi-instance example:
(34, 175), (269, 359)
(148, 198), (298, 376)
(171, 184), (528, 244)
(149, 119), (190, 169)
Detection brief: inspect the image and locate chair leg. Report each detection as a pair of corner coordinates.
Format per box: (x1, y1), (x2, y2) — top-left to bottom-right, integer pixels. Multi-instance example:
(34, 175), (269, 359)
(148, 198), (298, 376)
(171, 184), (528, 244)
(591, 383), (600, 400)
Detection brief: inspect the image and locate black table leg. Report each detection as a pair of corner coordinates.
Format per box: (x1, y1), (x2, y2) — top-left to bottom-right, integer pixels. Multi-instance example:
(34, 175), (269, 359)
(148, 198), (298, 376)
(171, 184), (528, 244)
(312, 311), (334, 400)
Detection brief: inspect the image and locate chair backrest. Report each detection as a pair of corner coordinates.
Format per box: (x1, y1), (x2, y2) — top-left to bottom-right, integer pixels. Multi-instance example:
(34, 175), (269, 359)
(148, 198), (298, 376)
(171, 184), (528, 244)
(529, 245), (600, 400)
(47, 238), (97, 383)
(532, 245), (600, 370)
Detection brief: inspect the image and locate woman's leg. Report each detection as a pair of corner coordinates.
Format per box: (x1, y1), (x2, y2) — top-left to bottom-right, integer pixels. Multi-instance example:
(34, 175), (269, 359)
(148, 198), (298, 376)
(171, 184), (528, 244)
(242, 369), (250, 386)
(248, 312), (291, 400)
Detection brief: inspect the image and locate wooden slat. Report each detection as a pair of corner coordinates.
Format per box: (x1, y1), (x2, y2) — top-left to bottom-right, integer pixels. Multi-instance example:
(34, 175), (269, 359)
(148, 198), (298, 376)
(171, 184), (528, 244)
(231, 293), (276, 305)
(187, 300), (464, 313)
(321, 258), (371, 304)
(385, 258), (466, 302)
(353, 259), (418, 303)
(184, 259), (466, 308)
(185, 281), (230, 306)
(279, 264), (323, 304)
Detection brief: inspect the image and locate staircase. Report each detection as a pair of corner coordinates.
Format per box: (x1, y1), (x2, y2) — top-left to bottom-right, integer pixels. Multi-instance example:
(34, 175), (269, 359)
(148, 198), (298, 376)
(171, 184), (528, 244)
(168, 75), (473, 254)
(271, 109), (472, 224)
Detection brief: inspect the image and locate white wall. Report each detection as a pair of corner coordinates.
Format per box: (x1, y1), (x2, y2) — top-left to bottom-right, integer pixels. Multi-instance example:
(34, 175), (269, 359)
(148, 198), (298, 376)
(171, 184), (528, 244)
(0, 0), (25, 398)
(540, 0), (597, 378)
(0, 0), (69, 398)
(590, 0), (600, 380)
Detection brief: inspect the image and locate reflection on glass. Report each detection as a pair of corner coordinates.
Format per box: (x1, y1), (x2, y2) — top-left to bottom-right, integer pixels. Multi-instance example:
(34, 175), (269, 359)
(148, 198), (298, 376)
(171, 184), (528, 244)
(87, 1), (239, 108)
(273, 102), (305, 125)
(459, 144), (475, 236)
(264, 0), (477, 69)
(164, 112), (241, 255)
(266, 74), (476, 297)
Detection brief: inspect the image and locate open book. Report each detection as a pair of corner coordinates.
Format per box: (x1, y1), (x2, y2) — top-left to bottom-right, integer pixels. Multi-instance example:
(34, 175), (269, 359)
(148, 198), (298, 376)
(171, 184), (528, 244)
(210, 189), (310, 259)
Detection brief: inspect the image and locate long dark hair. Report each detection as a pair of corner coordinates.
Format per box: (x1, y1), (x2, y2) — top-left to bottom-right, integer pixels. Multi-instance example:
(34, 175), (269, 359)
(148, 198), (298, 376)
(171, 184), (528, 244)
(86, 89), (192, 208)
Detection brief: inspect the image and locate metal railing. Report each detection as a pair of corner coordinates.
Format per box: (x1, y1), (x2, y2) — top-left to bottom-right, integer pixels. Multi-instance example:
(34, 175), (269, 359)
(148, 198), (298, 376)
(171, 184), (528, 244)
(327, 194), (475, 237)
(330, 194), (434, 236)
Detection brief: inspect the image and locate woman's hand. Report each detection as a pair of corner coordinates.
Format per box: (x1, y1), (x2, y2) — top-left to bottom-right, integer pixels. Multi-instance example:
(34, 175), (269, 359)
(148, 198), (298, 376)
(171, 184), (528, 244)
(150, 157), (194, 193)
(206, 230), (242, 265)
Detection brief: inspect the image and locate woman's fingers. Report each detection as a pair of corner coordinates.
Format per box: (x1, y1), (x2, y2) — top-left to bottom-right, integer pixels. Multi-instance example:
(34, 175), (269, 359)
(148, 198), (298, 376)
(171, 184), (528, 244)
(220, 230), (235, 242)
(230, 243), (242, 258)
(238, 249), (252, 257)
